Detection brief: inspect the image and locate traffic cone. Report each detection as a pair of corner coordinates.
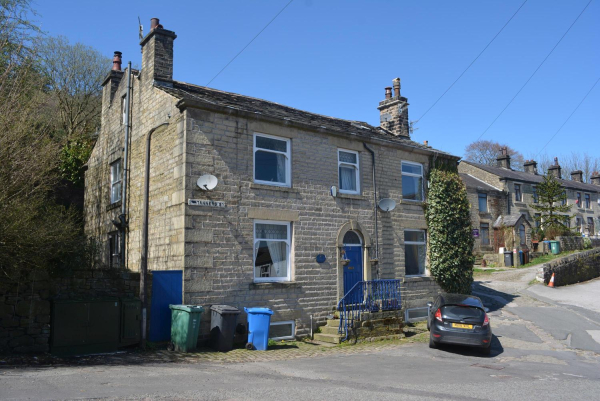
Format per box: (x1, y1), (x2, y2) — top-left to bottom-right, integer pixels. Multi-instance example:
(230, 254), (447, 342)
(548, 273), (555, 288)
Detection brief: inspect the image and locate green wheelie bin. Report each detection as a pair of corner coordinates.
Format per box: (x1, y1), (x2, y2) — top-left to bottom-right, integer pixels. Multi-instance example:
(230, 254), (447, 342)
(550, 241), (561, 255)
(168, 305), (203, 352)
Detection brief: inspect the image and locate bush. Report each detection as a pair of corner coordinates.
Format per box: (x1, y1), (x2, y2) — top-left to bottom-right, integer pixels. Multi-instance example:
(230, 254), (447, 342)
(583, 237), (592, 249)
(425, 167), (474, 294)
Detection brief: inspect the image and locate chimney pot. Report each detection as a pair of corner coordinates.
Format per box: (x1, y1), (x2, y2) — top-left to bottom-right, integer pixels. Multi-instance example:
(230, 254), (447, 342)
(385, 87), (392, 99)
(112, 51), (122, 71)
(393, 78), (401, 97)
(150, 18), (160, 30)
(424, 140), (428, 146)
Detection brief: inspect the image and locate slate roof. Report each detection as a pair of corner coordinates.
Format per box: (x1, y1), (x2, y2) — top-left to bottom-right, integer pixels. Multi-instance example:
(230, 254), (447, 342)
(493, 214), (531, 228)
(158, 81), (456, 157)
(461, 161), (600, 193)
(459, 173), (503, 193)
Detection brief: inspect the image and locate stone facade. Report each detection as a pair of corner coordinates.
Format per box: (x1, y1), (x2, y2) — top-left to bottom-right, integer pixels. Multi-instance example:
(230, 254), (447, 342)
(84, 20), (459, 341)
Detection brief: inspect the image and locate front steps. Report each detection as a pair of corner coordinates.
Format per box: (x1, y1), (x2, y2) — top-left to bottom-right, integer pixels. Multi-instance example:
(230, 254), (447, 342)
(313, 310), (405, 344)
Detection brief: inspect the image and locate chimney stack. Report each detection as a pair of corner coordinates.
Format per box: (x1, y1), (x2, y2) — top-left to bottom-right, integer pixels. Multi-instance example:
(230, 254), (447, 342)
(140, 17), (177, 85)
(496, 147), (511, 169)
(112, 51), (122, 71)
(571, 170), (583, 182)
(590, 172), (600, 186)
(524, 159), (538, 175)
(547, 157), (562, 180)
(378, 77), (410, 137)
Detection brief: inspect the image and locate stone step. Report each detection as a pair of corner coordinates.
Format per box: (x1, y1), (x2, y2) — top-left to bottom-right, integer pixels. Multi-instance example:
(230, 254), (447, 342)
(313, 333), (343, 344)
(326, 319), (341, 327)
(320, 325), (342, 335)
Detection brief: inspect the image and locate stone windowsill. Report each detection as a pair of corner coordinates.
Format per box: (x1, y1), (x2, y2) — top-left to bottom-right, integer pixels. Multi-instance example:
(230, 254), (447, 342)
(249, 281), (300, 290)
(403, 275), (433, 283)
(514, 202), (528, 208)
(399, 199), (424, 206)
(337, 193), (367, 200)
(250, 183), (299, 193)
(106, 201), (122, 211)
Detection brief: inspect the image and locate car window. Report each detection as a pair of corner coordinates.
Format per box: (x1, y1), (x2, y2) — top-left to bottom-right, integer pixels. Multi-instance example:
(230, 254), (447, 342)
(442, 305), (484, 320)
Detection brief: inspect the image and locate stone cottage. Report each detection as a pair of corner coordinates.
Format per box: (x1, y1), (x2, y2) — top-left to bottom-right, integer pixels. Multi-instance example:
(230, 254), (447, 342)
(84, 19), (459, 342)
(459, 150), (600, 253)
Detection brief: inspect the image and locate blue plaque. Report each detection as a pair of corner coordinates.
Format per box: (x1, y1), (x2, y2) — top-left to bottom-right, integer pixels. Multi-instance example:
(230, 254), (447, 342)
(316, 254), (326, 263)
(472, 229), (479, 238)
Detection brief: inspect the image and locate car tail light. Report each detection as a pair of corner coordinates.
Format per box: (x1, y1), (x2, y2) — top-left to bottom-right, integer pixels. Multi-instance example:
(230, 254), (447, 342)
(435, 308), (442, 322)
(482, 313), (489, 327)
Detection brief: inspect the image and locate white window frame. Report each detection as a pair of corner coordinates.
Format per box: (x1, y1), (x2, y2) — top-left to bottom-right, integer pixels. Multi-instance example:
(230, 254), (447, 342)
(269, 320), (295, 340)
(338, 149), (360, 194)
(401, 161), (424, 202)
(253, 220), (291, 283)
(404, 229), (427, 277)
(110, 159), (122, 204)
(253, 133), (291, 187)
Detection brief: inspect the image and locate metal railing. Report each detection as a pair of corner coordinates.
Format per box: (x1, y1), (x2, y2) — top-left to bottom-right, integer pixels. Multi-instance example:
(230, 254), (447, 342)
(336, 279), (402, 342)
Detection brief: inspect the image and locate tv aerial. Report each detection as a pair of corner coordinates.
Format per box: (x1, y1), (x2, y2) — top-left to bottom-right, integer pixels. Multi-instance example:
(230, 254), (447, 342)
(138, 17), (144, 40)
(378, 198), (396, 212)
(197, 174), (218, 191)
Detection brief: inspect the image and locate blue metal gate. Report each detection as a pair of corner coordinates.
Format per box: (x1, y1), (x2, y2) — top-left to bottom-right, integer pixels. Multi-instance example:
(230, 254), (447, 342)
(149, 270), (183, 342)
(343, 246), (363, 295)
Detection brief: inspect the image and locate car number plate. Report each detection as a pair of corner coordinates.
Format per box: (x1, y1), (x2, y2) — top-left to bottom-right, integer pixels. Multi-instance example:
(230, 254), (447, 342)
(451, 323), (473, 329)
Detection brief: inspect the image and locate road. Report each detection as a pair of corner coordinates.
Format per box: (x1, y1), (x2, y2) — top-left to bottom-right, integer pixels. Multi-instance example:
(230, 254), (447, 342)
(1, 266), (600, 400)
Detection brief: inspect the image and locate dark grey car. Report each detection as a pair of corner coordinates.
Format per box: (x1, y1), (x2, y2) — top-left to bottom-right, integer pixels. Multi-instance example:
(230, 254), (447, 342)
(427, 294), (492, 355)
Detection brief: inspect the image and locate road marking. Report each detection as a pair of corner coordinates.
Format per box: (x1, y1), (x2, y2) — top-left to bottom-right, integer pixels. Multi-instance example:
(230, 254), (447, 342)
(563, 373), (585, 378)
(586, 330), (600, 344)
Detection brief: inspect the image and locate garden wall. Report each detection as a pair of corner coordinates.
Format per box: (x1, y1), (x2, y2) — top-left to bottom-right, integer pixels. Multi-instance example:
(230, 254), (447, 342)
(538, 248), (600, 287)
(0, 269), (143, 354)
(556, 236), (584, 252)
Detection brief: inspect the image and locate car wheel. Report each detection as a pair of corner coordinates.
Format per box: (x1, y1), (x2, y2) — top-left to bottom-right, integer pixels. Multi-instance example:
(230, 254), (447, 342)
(429, 332), (438, 349)
(427, 316), (430, 331)
(481, 344), (491, 356)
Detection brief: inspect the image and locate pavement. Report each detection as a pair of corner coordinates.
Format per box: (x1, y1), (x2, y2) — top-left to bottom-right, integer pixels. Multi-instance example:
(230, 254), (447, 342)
(2, 258), (600, 400)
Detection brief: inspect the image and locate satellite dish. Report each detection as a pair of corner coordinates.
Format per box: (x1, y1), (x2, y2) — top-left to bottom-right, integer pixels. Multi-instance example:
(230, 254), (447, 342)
(197, 174), (218, 190)
(378, 198), (396, 212)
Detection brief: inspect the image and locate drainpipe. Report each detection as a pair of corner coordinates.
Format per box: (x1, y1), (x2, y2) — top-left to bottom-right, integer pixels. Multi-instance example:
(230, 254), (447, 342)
(120, 62), (133, 266)
(140, 121), (169, 349)
(363, 143), (379, 278)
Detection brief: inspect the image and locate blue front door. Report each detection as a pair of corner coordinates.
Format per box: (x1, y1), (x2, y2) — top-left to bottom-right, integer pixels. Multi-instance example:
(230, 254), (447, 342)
(343, 246), (363, 295)
(149, 270), (183, 342)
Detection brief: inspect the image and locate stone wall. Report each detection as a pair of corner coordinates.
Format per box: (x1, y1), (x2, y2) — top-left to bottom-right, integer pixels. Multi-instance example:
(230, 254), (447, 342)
(538, 248), (600, 287)
(0, 269), (140, 354)
(556, 236), (584, 252)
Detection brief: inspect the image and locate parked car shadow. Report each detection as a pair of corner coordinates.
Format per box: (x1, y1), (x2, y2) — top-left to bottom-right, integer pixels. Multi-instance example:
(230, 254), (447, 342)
(434, 334), (504, 358)
(471, 281), (518, 313)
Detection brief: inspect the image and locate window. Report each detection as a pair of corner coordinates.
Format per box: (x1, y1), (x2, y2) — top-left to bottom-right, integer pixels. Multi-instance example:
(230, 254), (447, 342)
(121, 96), (127, 126)
(561, 191), (567, 206)
(535, 213), (541, 229)
(519, 224), (526, 245)
(253, 134), (291, 187)
(269, 321), (295, 340)
(108, 231), (121, 268)
(577, 192), (582, 208)
(576, 217), (583, 232)
(478, 193), (488, 213)
(585, 193), (591, 209)
(338, 149), (360, 194)
(514, 184), (522, 202)
(405, 230), (426, 276)
(564, 216), (570, 228)
(588, 217), (595, 234)
(401, 162), (423, 201)
(254, 221), (291, 282)
(532, 186), (538, 203)
(405, 307), (429, 323)
(110, 159), (122, 204)
(480, 223), (490, 245)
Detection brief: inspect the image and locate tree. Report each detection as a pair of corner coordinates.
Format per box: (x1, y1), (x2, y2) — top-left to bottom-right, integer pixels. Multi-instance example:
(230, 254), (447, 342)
(464, 140), (525, 171)
(529, 174), (572, 239)
(425, 163), (475, 294)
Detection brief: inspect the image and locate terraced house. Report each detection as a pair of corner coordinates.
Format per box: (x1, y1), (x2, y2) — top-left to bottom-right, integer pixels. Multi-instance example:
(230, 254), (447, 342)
(84, 19), (459, 343)
(459, 149), (600, 256)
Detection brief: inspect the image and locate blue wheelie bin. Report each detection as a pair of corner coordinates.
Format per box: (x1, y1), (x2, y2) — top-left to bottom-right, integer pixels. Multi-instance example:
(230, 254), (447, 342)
(244, 307), (273, 350)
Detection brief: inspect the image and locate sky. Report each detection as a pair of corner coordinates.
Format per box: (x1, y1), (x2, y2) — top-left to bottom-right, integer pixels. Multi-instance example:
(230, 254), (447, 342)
(32, 0), (599, 160)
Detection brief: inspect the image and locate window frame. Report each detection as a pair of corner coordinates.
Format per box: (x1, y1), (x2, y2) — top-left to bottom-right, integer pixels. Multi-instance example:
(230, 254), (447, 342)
(108, 231), (121, 268)
(121, 95), (127, 126)
(337, 149), (360, 194)
(269, 320), (295, 341)
(404, 229), (427, 277)
(588, 217), (595, 233)
(532, 186), (538, 203)
(577, 192), (582, 208)
(253, 220), (291, 283)
(584, 193), (591, 209)
(253, 133), (291, 187)
(110, 159), (122, 204)
(480, 223), (490, 245)
(514, 183), (522, 202)
(401, 161), (424, 202)
(478, 193), (488, 213)
(561, 191), (567, 206)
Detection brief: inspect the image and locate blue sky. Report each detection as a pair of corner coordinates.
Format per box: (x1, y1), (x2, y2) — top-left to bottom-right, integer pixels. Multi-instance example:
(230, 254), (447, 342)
(33, 0), (599, 160)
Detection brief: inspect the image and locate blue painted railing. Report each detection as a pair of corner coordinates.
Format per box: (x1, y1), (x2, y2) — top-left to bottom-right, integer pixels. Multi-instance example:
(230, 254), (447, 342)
(337, 280), (402, 342)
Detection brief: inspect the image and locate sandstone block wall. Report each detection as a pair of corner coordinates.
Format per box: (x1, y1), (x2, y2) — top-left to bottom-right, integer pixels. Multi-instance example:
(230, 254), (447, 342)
(539, 247), (600, 286)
